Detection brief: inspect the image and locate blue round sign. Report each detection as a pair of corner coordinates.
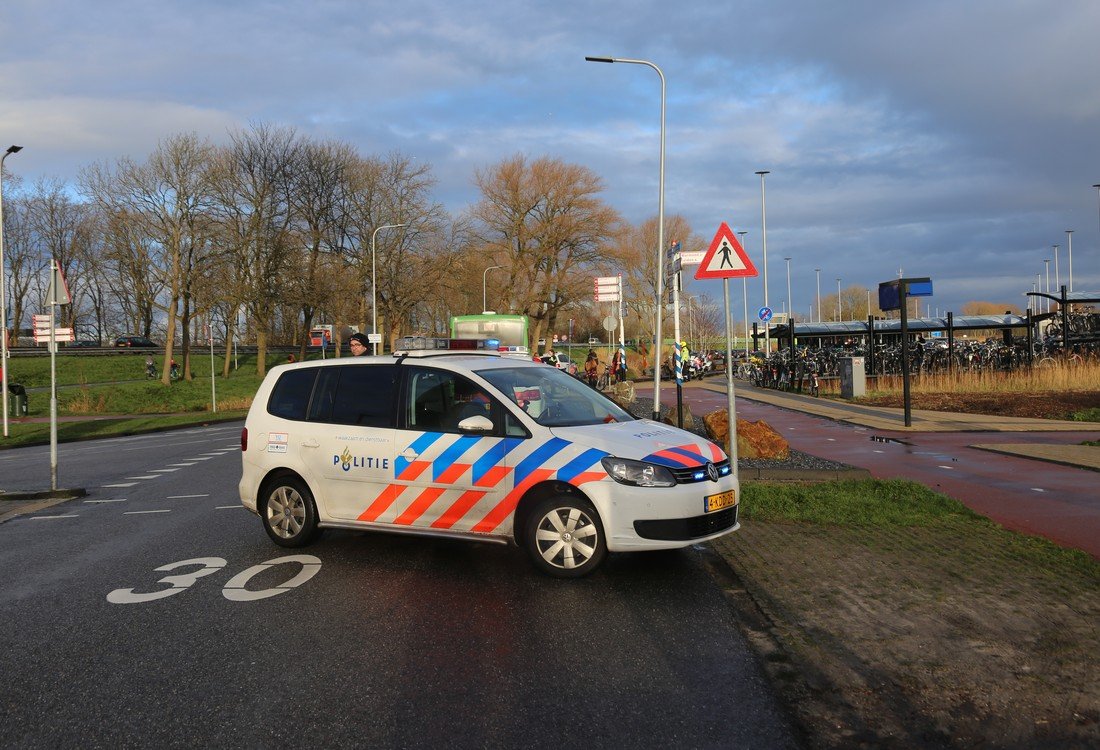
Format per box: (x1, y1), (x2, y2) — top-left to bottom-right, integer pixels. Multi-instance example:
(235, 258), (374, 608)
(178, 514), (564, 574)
(758, 306), (773, 322)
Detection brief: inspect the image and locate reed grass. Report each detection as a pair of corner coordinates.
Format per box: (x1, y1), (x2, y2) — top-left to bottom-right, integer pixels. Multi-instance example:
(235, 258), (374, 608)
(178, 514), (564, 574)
(824, 361), (1100, 397)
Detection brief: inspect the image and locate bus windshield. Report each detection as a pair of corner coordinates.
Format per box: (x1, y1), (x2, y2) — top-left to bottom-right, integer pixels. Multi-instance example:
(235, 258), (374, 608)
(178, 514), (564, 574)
(450, 314), (529, 356)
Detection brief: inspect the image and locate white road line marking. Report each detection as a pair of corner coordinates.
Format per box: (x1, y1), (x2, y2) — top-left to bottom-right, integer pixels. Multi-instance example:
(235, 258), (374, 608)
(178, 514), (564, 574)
(123, 510), (171, 515)
(167, 494), (209, 499)
(1031, 487), (1046, 493)
(29, 515), (79, 520)
(84, 499), (127, 504)
(938, 465), (954, 470)
(102, 483), (137, 488)
(126, 475), (160, 480)
(827, 438), (836, 442)
(873, 450), (885, 454)
(152, 468), (179, 473)
(169, 463), (196, 467)
(215, 505), (242, 510)
(190, 457), (214, 461)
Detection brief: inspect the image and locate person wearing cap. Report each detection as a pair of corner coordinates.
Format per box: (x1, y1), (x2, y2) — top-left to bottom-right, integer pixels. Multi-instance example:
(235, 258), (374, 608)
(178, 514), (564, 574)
(348, 332), (369, 356)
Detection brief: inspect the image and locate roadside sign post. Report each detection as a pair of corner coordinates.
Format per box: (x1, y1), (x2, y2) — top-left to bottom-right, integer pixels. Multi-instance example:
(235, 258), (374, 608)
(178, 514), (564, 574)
(878, 277), (933, 427)
(595, 276), (626, 392)
(695, 222), (759, 467)
(207, 323), (217, 414)
(46, 259), (71, 490)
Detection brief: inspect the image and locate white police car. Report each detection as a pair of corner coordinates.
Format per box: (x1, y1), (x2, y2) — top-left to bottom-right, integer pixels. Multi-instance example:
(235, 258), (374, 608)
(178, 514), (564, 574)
(239, 337), (739, 577)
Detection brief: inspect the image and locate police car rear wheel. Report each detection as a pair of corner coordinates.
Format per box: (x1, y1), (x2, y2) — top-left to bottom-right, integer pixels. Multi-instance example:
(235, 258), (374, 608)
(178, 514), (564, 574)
(261, 477), (319, 547)
(526, 497), (607, 578)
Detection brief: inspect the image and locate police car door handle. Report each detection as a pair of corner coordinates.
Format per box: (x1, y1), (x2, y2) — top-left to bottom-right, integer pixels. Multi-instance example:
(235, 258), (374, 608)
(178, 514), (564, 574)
(300, 438), (320, 449)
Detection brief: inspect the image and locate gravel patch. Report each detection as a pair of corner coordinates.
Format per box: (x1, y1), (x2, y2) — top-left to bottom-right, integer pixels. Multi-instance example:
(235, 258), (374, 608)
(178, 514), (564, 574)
(629, 395), (855, 472)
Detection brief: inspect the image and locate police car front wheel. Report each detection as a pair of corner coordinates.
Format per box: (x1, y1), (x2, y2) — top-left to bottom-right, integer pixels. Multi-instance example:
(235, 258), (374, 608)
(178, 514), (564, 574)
(261, 476), (320, 547)
(525, 497), (607, 578)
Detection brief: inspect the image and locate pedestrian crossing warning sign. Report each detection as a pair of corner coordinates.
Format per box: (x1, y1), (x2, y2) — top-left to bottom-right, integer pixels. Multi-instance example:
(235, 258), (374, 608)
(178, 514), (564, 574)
(694, 222), (758, 280)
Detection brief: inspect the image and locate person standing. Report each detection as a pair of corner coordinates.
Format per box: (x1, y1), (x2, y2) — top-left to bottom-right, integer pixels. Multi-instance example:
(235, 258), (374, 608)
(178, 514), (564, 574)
(584, 349), (599, 387)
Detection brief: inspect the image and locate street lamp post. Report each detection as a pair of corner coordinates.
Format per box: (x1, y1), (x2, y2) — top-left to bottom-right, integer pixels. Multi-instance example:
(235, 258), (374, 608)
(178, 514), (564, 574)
(482, 265), (503, 313)
(738, 231), (749, 355)
(783, 256), (792, 331)
(755, 170), (770, 352)
(836, 278), (842, 321)
(1052, 245), (1060, 300)
(1, 145), (24, 438)
(586, 55), (666, 419)
(1065, 230), (1074, 293)
(1044, 259), (1051, 314)
(371, 222), (406, 355)
(814, 268), (821, 323)
(1094, 184), (1100, 236)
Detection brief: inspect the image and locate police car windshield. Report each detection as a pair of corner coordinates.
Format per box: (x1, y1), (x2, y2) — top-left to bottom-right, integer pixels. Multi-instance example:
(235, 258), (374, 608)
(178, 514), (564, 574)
(476, 365), (635, 427)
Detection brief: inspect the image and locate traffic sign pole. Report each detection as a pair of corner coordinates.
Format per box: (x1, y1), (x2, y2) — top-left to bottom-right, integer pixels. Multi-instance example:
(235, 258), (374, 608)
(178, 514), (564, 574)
(723, 278), (738, 471)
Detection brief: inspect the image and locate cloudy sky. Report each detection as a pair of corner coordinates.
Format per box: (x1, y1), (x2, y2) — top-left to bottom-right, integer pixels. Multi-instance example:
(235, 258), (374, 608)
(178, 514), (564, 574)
(3, 0), (1099, 318)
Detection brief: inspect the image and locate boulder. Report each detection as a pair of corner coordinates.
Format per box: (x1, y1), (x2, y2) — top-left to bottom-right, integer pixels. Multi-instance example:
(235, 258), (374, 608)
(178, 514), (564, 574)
(661, 402), (694, 429)
(703, 409), (790, 460)
(606, 380), (636, 404)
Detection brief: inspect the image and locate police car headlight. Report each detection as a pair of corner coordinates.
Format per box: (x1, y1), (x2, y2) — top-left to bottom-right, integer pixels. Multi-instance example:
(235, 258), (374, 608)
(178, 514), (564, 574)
(600, 457), (676, 488)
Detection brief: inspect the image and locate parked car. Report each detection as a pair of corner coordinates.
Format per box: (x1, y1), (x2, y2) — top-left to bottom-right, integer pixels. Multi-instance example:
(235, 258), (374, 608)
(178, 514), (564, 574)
(238, 336), (739, 577)
(114, 335), (157, 348)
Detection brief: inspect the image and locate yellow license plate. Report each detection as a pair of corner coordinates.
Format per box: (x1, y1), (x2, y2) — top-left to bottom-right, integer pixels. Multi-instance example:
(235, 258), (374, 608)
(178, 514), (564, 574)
(705, 489), (737, 513)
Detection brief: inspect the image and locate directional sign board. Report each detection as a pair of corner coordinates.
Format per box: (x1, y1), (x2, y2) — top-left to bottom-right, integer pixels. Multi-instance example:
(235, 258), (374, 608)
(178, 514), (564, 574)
(594, 275), (621, 302)
(694, 222), (759, 280)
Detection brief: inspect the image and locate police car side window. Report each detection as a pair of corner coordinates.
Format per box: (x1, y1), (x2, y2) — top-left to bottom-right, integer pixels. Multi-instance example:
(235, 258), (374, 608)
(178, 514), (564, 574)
(404, 368), (503, 435)
(329, 365), (398, 427)
(267, 368), (318, 421)
(306, 368), (340, 422)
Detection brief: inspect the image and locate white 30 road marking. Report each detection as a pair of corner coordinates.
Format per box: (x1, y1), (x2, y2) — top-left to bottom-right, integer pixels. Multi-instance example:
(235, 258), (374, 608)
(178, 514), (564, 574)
(107, 555), (322, 605)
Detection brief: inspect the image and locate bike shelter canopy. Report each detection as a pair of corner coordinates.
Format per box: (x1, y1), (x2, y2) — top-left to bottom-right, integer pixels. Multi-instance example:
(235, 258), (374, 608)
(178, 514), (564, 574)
(768, 315), (1032, 341)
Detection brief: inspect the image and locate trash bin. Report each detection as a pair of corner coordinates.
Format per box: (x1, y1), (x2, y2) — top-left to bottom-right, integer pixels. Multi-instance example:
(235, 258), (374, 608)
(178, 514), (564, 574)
(839, 357), (866, 399)
(8, 383), (28, 417)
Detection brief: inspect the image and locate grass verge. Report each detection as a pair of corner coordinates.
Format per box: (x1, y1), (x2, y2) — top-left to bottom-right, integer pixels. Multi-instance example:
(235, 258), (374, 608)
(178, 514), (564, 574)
(712, 480), (1100, 748)
(1, 352), (283, 449)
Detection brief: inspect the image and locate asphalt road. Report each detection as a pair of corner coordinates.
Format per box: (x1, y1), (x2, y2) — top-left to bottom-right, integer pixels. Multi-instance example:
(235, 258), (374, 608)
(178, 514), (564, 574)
(0, 425), (799, 748)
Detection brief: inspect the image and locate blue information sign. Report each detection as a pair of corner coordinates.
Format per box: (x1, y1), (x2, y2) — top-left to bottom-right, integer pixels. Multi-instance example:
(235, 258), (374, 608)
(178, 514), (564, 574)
(758, 306), (773, 322)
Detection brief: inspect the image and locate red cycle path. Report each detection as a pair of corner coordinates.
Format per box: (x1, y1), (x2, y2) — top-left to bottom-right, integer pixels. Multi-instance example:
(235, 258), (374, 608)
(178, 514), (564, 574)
(673, 385), (1100, 560)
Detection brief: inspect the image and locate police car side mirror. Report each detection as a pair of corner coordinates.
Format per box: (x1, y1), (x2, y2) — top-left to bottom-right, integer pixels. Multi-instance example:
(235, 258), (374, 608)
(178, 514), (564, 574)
(457, 415), (494, 433)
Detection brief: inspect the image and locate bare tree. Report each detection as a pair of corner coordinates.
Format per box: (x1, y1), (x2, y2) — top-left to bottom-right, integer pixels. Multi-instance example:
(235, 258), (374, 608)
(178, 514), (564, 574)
(343, 152), (453, 350)
(81, 133), (218, 383)
(470, 155), (620, 348)
(1, 191), (35, 343)
(286, 138), (357, 360)
(208, 123), (301, 376)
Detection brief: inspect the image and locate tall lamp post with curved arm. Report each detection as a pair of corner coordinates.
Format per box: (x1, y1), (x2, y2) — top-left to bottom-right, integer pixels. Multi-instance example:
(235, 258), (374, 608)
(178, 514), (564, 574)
(1, 145), (24, 438)
(755, 171), (771, 351)
(482, 265), (503, 313)
(371, 222), (406, 355)
(585, 55), (666, 420)
(738, 230), (749, 356)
